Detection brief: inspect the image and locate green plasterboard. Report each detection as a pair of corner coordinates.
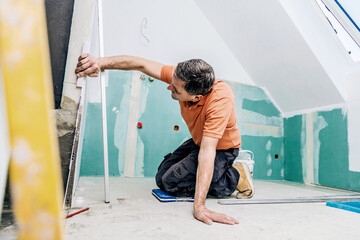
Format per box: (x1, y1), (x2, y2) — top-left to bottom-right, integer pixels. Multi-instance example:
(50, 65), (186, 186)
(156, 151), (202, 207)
(242, 99), (281, 118)
(317, 109), (360, 191)
(80, 73), (286, 179)
(136, 75), (191, 177)
(80, 71), (132, 176)
(241, 136), (284, 180)
(283, 115), (304, 183)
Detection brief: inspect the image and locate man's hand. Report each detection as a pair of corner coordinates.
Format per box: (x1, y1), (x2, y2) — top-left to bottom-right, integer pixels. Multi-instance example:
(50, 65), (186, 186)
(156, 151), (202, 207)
(194, 205), (239, 225)
(194, 136), (239, 225)
(75, 54), (101, 78)
(75, 54), (163, 79)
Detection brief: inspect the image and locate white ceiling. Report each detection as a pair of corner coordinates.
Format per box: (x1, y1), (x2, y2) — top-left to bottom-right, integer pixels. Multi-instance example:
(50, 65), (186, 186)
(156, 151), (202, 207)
(194, 0), (345, 114)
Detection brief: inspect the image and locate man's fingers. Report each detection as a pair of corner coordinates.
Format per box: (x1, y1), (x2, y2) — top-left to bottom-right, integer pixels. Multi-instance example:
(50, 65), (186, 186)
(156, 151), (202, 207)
(209, 212), (239, 225)
(88, 72), (99, 77)
(78, 53), (89, 61)
(231, 217), (239, 224)
(223, 215), (239, 225)
(75, 58), (91, 73)
(78, 57), (90, 66)
(194, 211), (213, 225)
(76, 61), (92, 72)
(194, 207), (238, 226)
(82, 65), (99, 76)
(76, 65), (99, 77)
(199, 215), (213, 225)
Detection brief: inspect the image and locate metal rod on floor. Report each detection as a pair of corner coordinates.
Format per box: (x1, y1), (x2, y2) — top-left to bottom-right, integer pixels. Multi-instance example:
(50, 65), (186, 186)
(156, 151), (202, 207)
(218, 195), (360, 205)
(98, 0), (110, 203)
(65, 207), (90, 219)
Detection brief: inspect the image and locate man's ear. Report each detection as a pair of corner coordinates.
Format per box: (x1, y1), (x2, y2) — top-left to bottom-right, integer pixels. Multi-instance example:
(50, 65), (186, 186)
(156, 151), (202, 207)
(193, 95), (203, 102)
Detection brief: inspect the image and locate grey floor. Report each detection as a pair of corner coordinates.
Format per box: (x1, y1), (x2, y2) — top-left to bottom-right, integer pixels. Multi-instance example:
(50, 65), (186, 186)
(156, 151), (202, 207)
(1, 177), (360, 240)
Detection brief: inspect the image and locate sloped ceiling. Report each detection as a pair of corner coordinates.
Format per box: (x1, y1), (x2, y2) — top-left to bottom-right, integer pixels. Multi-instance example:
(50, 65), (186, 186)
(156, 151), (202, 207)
(195, 0), (345, 114)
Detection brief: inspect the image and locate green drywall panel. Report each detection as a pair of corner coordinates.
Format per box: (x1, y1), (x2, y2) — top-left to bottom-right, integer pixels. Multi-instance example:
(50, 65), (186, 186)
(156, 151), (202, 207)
(136, 76), (191, 177)
(317, 109), (360, 191)
(80, 103), (104, 176)
(226, 80), (284, 180)
(228, 80), (282, 131)
(80, 71), (132, 176)
(283, 115), (304, 183)
(242, 99), (281, 118)
(241, 136), (284, 180)
(224, 80), (284, 180)
(80, 75), (285, 179)
(226, 81), (269, 103)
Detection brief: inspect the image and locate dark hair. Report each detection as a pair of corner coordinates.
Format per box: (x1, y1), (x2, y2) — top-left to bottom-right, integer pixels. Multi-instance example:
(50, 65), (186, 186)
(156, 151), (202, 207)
(174, 59), (215, 96)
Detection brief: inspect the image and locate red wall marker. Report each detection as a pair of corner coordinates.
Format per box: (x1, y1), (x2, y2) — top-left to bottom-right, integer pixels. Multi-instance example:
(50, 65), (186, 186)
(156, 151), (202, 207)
(137, 122), (143, 129)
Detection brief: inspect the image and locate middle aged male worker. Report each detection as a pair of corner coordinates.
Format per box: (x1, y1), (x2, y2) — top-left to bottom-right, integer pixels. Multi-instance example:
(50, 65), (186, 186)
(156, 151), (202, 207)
(75, 54), (254, 225)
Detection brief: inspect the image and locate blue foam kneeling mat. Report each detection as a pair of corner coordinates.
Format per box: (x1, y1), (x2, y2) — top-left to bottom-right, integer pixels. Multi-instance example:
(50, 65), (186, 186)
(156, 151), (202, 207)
(152, 189), (194, 202)
(326, 201), (360, 214)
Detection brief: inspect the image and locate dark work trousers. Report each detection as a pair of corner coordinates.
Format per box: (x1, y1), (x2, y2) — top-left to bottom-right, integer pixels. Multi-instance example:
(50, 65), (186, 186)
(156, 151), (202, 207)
(155, 138), (240, 198)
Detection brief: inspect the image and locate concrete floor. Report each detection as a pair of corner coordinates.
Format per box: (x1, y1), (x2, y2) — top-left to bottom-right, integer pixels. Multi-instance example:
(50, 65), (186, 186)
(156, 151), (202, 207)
(1, 177), (360, 239)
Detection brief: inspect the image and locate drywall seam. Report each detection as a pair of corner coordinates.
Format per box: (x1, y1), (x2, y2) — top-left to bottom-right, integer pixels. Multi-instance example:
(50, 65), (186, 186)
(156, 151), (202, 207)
(313, 113), (328, 184)
(114, 77), (132, 175)
(61, 0), (96, 111)
(261, 86), (283, 115)
(239, 122), (282, 138)
(300, 114), (307, 183)
(348, 100), (360, 172)
(237, 109), (283, 127)
(124, 71), (142, 177)
(133, 76), (151, 177)
(305, 113), (314, 184)
(283, 102), (347, 118)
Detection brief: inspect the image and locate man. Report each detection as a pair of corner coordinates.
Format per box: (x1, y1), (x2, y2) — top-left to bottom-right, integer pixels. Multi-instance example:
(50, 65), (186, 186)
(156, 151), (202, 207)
(75, 54), (254, 225)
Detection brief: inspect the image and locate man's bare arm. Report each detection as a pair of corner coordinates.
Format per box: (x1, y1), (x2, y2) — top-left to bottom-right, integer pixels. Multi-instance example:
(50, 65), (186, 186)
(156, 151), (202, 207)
(75, 54), (163, 79)
(193, 135), (239, 225)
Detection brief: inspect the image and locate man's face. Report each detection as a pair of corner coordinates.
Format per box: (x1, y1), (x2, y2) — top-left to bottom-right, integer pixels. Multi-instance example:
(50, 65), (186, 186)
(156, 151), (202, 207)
(167, 75), (202, 102)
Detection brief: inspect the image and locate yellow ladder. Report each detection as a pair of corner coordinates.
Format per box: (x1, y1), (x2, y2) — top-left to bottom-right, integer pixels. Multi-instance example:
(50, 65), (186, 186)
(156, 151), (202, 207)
(0, 0), (64, 239)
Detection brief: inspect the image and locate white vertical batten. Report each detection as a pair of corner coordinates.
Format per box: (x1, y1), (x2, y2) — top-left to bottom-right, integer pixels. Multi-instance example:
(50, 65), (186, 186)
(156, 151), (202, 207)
(123, 71), (142, 177)
(305, 113), (314, 184)
(97, 0), (110, 203)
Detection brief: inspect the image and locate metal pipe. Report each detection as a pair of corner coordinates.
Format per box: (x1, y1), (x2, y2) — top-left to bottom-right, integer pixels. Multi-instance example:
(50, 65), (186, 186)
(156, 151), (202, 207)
(97, 0), (110, 204)
(218, 195), (360, 205)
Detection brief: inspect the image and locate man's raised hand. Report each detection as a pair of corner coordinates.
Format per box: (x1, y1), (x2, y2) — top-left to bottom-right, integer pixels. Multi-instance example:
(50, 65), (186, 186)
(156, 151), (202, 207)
(75, 54), (101, 78)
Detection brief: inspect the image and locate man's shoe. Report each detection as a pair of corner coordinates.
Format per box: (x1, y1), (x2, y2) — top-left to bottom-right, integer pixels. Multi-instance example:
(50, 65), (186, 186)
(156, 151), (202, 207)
(232, 162), (255, 199)
(234, 150), (255, 176)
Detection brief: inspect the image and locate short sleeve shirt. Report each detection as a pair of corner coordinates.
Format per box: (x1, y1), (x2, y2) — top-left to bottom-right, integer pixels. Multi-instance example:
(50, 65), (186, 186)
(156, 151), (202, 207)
(160, 65), (241, 150)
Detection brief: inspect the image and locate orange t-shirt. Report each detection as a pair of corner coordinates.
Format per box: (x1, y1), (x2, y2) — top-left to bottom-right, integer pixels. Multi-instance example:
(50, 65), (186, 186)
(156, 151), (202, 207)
(160, 65), (241, 150)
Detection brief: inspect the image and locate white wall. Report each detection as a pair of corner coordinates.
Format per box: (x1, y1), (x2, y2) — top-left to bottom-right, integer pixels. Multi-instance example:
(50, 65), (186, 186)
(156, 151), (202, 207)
(0, 69), (11, 217)
(102, 0), (254, 85)
(278, 0), (360, 103)
(195, 0), (360, 172)
(278, 0), (360, 172)
(62, 0), (255, 109)
(195, 0), (345, 114)
(61, 0), (96, 110)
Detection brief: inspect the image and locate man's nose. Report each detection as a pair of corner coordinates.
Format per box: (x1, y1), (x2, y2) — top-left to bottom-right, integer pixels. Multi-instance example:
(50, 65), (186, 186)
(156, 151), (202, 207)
(167, 85), (173, 91)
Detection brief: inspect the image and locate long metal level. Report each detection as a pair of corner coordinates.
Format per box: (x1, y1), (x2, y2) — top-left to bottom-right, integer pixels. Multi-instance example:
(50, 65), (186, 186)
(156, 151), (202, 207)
(218, 195), (360, 205)
(98, 0), (110, 204)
